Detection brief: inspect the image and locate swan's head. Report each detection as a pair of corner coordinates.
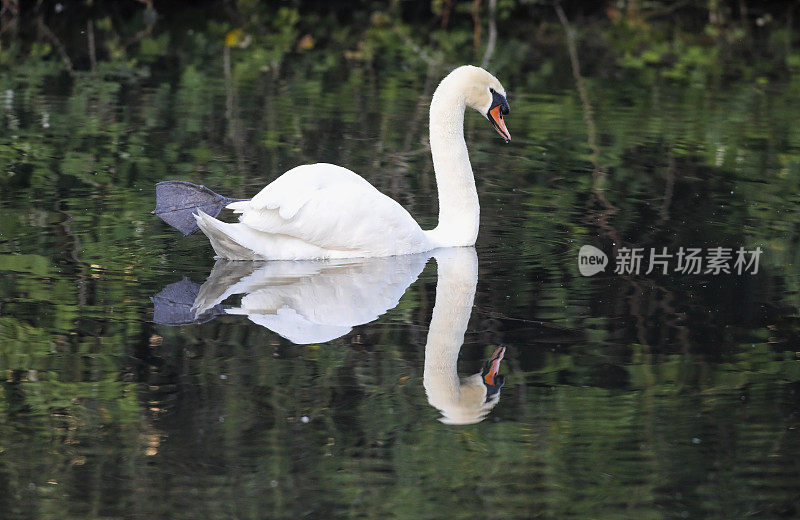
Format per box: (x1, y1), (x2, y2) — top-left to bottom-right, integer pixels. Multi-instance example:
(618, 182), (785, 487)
(426, 346), (506, 426)
(445, 65), (511, 143)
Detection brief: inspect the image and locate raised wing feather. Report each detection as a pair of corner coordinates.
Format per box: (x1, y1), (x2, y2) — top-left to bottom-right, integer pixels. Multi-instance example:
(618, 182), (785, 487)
(227, 163), (429, 256)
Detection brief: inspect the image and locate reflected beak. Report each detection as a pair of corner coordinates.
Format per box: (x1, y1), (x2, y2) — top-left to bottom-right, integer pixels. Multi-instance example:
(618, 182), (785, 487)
(482, 346), (506, 386)
(488, 105), (511, 143)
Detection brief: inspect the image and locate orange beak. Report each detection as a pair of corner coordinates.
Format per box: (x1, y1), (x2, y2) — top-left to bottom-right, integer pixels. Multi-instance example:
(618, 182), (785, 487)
(489, 105), (511, 143)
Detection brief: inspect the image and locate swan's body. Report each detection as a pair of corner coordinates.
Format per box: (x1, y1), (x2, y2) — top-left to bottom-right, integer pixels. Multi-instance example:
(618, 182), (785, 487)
(196, 164), (433, 259)
(194, 65), (510, 260)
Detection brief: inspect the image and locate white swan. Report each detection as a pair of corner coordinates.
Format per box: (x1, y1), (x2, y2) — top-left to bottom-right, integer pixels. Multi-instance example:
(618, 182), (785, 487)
(194, 65), (510, 260)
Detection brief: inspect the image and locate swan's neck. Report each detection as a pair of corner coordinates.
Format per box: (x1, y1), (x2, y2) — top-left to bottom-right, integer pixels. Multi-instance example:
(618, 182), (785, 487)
(425, 83), (479, 247)
(423, 249), (478, 414)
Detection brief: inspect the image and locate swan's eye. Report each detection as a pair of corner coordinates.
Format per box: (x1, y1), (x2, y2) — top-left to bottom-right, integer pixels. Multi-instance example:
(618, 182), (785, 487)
(489, 89), (509, 113)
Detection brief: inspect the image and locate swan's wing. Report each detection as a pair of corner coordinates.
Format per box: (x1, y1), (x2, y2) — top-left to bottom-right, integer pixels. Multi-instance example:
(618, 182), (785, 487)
(240, 163), (374, 219)
(226, 163), (428, 255)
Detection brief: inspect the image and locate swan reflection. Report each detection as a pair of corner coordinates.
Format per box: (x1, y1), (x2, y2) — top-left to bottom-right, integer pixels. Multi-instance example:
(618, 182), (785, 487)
(152, 248), (504, 424)
(195, 254), (427, 344)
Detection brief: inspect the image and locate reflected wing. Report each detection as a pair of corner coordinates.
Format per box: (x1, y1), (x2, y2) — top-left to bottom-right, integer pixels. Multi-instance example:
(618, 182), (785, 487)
(195, 254), (431, 343)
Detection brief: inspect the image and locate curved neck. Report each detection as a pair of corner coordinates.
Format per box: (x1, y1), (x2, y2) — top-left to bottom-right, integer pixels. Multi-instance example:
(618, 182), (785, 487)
(423, 248), (479, 418)
(425, 81), (480, 247)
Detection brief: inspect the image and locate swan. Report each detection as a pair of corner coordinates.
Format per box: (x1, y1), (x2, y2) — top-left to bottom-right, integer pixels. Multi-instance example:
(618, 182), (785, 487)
(191, 65), (511, 260)
(152, 247), (506, 424)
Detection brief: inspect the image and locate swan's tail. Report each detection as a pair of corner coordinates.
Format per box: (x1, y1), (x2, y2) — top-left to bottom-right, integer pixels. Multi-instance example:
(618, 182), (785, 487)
(194, 211), (262, 260)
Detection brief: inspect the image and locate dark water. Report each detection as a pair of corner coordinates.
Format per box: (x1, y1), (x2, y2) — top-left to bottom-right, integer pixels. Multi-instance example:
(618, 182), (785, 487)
(1, 59), (800, 519)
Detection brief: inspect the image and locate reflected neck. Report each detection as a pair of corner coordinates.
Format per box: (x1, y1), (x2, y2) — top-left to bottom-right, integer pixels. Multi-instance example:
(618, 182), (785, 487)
(423, 248), (478, 412)
(425, 80), (479, 247)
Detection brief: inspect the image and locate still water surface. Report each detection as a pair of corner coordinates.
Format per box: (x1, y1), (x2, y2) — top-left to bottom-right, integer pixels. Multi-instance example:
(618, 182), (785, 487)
(1, 61), (799, 519)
